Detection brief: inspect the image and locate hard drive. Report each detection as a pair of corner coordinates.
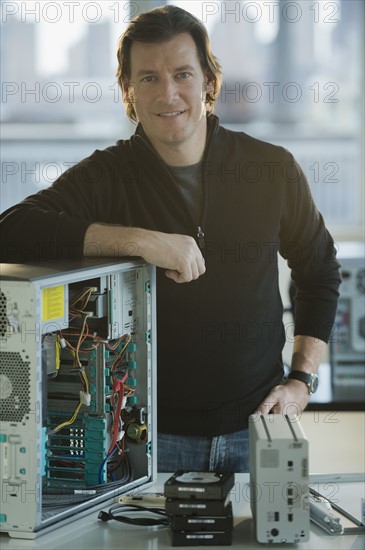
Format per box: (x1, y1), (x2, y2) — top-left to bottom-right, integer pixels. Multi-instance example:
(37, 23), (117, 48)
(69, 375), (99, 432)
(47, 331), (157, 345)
(170, 529), (233, 546)
(164, 471), (234, 500)
(166, 496), (231, 516)
(169, 501), (233, 531)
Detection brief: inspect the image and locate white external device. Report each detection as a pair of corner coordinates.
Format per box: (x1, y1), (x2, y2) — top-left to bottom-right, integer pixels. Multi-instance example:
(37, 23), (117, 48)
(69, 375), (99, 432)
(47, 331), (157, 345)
(249, 414), (310, 543)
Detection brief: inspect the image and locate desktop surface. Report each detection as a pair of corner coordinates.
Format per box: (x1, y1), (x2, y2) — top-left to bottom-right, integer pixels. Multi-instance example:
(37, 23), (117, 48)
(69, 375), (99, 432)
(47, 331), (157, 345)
(0, 471), (363, 550)
(1, 412), (364, 549)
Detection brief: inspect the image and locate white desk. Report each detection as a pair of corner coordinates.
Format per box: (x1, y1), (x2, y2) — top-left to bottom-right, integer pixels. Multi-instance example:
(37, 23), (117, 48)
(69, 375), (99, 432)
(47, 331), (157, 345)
(1, 412), (364, 549)
(0, 472), (364, 550)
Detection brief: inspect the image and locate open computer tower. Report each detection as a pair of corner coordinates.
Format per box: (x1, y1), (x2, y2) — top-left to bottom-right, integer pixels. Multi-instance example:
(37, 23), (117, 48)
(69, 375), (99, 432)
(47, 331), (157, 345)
(0, 259), (156, 538)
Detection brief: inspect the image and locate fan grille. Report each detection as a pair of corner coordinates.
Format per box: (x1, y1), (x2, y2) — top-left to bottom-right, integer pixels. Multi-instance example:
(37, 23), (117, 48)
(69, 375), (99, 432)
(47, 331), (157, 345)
(0, 352), (31, 422)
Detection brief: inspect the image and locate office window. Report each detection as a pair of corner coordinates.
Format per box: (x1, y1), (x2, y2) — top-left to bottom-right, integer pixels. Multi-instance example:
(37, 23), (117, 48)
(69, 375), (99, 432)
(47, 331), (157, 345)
(1, 0), (364, 239)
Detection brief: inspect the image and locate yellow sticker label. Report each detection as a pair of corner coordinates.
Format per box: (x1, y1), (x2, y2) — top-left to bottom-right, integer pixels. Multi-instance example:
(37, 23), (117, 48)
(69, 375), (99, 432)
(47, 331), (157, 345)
(42, 286), (65, 321)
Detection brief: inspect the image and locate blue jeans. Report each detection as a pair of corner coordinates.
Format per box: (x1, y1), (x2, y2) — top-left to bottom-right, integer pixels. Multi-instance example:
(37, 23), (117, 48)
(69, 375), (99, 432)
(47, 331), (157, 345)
(157, 428), (249, 473)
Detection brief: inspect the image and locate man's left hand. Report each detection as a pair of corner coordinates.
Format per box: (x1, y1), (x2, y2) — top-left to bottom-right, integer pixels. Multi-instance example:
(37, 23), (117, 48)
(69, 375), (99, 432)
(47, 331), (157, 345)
(255, 379), (310, 416)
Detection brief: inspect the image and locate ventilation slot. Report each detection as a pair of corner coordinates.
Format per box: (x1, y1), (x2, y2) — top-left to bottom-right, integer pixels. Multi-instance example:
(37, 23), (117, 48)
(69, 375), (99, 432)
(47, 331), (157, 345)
(0, 291), (7, 339)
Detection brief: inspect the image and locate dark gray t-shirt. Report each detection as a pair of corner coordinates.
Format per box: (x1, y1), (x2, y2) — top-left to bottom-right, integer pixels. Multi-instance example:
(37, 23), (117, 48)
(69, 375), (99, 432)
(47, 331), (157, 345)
(167, 162), (203, 225)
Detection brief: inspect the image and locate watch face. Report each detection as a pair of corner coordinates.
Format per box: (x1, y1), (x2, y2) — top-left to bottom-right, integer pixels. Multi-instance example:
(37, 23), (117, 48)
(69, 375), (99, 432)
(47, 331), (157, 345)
(310, 375), (319, 394)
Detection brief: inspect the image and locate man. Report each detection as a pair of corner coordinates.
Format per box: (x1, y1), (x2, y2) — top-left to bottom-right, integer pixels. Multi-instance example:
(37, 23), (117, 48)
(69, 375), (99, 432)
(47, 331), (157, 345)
(0, 5), (341, 472)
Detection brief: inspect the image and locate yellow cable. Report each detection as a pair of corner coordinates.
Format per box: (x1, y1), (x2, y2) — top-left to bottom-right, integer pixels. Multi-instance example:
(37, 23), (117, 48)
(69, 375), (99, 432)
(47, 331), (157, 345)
(49, 400), (83, 435)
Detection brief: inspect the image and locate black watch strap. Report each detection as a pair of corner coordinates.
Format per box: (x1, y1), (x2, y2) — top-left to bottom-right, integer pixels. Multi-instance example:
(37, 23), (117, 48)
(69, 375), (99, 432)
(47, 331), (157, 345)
(287, 370), (318, 394)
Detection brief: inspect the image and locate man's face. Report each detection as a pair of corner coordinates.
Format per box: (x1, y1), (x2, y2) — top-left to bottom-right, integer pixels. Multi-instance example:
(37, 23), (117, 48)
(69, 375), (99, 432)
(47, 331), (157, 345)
(126, 33), (214, 162)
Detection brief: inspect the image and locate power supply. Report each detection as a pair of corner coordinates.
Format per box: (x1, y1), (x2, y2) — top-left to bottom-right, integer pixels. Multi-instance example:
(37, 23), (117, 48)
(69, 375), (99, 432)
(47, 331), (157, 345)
(249, 414), (310, 544)
(0, 258), (156, 538)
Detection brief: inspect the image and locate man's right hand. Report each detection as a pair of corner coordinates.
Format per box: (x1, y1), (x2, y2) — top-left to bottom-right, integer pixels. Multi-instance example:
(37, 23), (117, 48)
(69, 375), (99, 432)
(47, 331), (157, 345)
(139, 230), (206, 283)
(83, 224), (206, 283)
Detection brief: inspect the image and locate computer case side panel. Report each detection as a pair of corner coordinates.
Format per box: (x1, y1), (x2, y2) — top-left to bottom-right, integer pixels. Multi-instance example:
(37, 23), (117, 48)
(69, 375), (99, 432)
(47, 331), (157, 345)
(1, 281), (43, 534)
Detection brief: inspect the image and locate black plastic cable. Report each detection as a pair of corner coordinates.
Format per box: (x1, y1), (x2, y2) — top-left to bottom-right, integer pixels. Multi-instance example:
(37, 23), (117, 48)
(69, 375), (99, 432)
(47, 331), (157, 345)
(98, 503), (169, 526)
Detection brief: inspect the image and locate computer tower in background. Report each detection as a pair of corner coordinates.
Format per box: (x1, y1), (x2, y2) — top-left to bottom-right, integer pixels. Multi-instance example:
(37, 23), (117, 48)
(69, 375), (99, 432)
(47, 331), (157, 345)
(331, 242), (365, 402)
(0, 259), (156, 538)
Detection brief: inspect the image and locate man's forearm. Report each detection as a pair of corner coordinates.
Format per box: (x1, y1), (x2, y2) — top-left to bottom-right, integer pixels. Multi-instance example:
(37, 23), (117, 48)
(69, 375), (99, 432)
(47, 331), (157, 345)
(290, 334), (326, 374)
(83, 223), (145, 258)
(83, 223), (206, 283)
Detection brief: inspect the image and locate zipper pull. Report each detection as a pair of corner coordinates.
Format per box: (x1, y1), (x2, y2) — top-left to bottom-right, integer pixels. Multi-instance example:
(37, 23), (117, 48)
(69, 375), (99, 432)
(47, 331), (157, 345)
(197, 226), (205, 252)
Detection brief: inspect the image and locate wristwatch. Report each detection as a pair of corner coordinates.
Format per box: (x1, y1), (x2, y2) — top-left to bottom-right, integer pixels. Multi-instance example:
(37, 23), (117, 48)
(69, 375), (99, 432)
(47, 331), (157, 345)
(287, 370), (319, 395)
